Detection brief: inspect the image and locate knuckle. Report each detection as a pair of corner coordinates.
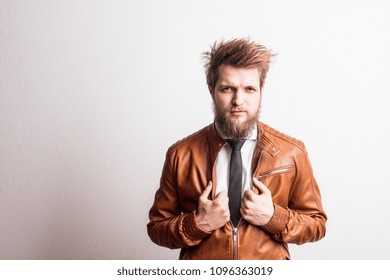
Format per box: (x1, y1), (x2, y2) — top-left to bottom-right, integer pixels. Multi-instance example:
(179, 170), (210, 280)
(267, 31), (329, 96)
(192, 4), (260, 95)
(214, 199), (223, 208)
(246, 191), (254, 199)
(263, 191), (271, 197)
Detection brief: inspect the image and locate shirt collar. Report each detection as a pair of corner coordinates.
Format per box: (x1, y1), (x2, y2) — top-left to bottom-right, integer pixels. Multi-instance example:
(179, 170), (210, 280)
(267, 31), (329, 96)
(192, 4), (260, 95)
(214, 122), (258, 140)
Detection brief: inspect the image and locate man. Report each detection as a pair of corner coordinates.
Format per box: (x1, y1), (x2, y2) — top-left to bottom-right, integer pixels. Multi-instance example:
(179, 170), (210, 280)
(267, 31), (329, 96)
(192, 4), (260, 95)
(147, 38), (327, 260)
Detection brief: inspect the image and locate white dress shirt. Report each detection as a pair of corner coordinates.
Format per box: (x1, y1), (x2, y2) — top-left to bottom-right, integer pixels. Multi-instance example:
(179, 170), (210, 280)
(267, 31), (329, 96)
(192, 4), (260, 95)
(214, 124), (257, 195)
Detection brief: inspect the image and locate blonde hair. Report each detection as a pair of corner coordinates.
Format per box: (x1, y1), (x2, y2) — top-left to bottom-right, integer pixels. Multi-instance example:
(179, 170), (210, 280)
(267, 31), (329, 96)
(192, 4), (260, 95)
(202, 38), (275, 91)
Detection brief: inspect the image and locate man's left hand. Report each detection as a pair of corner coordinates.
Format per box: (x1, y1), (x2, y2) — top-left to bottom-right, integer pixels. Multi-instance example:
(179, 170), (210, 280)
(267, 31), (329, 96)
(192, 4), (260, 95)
(240, 177), (274, 226)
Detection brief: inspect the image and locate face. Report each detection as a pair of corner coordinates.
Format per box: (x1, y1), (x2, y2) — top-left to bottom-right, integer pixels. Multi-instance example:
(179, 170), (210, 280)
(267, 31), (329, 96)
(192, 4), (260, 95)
(211, 64), (262, 140)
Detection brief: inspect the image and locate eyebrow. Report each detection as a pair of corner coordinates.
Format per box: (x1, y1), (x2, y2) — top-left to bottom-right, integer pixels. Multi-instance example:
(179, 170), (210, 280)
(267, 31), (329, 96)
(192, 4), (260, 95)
(218, 83), (259, 89)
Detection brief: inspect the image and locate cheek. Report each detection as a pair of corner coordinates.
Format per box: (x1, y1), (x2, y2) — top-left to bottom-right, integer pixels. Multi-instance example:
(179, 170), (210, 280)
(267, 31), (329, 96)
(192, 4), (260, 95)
(214, 95), (231, 109)
(248, 95), (261, 110)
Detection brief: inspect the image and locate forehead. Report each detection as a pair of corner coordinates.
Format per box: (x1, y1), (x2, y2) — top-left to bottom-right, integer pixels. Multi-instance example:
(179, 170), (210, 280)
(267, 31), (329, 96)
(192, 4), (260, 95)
(216, 64), (260, 86)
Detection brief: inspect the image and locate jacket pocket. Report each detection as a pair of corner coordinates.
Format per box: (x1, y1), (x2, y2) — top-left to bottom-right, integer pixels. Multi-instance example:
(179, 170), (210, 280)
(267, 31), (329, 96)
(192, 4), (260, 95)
(257, 165), (295, 180)
(255, 165), (295, 205)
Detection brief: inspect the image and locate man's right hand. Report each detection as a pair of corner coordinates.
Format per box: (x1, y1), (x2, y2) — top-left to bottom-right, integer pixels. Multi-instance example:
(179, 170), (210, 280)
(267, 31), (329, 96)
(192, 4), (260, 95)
(195, 181), (230, 232)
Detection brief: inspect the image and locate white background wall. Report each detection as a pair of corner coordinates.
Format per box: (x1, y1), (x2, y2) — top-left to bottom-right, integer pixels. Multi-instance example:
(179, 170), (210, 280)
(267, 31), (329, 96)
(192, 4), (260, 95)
(1, 0), (390, 260)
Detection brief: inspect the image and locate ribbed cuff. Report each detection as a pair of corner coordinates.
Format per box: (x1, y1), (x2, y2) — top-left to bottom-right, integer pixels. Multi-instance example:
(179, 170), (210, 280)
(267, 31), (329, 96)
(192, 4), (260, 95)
(261, 204), (289, 235)
(181, 211), (211, 241)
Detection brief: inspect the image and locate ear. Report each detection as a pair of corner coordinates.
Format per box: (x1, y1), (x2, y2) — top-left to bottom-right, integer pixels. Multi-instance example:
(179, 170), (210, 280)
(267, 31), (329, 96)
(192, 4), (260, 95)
(208, 85), (214, 95)
(208, 86), (215, 101)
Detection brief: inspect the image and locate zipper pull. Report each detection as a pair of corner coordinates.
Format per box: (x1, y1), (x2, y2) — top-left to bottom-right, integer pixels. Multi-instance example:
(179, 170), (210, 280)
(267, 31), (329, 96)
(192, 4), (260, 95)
(233, 227), (237, 240)
(233, 227), (238, 260)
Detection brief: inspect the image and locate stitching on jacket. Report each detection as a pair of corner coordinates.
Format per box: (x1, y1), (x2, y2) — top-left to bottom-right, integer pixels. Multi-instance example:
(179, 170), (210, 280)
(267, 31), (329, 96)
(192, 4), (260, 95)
(168, 125), (210, 152)
(262, 123), (306, 151)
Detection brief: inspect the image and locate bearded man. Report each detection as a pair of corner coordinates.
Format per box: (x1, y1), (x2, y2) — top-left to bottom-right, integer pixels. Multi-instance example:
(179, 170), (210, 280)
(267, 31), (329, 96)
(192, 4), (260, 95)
(147, 38), (327, 260)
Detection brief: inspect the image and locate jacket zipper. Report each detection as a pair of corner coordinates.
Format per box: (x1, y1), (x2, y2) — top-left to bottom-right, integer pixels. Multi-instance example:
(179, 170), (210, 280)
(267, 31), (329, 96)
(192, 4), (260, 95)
(231, 143), (261, 259)
(233, 226), (237, 259)
(257, 166), (295, 180)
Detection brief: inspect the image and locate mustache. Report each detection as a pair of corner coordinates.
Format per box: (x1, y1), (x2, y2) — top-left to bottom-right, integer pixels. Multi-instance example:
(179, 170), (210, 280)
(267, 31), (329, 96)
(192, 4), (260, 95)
(230, 107), (246, 112)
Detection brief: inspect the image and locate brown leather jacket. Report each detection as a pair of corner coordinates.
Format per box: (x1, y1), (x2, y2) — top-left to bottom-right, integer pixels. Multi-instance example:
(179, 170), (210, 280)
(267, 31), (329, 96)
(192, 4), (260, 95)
(147, 122), (327, 259)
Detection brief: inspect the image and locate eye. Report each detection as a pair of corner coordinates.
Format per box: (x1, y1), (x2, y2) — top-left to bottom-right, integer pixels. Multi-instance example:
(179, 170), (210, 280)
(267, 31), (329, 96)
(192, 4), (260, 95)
(221, 87), (233, 93)
(246, 87), (257, 93)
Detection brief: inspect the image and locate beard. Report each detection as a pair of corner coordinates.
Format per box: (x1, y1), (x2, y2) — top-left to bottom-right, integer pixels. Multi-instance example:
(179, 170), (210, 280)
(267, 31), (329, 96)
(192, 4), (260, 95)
(213, 103), (260, 140)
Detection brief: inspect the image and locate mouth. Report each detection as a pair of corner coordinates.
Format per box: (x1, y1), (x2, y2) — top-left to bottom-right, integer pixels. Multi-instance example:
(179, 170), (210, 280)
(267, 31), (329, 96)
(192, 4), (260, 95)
(230, 110), (246, 115)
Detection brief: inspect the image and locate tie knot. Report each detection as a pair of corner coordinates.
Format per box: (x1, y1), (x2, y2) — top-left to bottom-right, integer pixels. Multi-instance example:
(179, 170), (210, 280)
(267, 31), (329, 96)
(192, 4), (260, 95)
(226, 139), (246, 151)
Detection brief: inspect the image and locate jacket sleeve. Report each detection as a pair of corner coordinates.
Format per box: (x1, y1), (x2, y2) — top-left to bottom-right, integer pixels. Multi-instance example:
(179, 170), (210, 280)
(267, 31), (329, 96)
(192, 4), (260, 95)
(147, 149), (210, 249)
(261, 145), (327, 244)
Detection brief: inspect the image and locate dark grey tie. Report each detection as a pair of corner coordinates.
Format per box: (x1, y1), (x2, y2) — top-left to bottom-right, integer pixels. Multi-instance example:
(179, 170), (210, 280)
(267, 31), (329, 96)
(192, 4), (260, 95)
(226, 139), (246, 228)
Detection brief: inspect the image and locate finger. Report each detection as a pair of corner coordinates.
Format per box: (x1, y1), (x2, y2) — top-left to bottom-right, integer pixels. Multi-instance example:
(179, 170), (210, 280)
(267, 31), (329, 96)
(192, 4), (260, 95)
(243, 189), (256, 200)
(240, 195), (250, 210)
(199, 181), (213, 200)
(215, 191), (229, 206)
(240, 207), (245, 216)
(215, 191), (228, 199)
(240, 205), (248, 216)
(252, 177), (270, 194)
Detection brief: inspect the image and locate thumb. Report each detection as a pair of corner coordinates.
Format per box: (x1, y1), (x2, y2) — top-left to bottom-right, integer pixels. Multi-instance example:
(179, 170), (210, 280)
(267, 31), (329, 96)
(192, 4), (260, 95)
(252, 177), (270, 194)
(200, 181), (213, 200)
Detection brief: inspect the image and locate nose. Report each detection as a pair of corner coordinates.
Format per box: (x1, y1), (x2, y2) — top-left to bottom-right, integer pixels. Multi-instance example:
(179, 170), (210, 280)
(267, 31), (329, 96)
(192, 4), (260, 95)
(232, 89), (244, 106)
